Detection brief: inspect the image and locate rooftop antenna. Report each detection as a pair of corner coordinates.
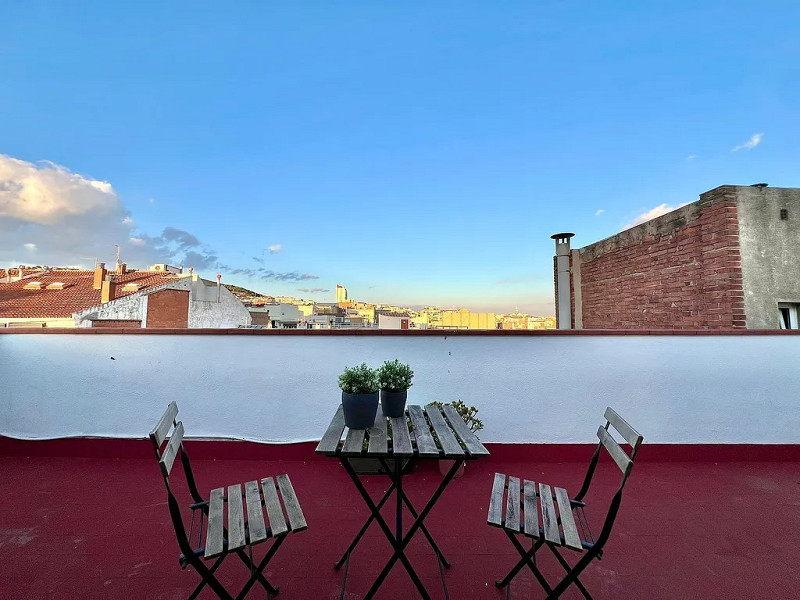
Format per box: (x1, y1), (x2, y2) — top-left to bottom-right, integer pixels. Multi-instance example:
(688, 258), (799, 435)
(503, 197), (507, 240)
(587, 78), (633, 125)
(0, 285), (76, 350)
(80, 257), (99, 268)
(113, 244), (121, 269)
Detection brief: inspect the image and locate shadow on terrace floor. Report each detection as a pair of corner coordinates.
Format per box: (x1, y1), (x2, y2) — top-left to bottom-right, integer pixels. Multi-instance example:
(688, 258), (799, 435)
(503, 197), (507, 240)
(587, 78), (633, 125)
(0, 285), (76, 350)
(1, 452), (799, 599)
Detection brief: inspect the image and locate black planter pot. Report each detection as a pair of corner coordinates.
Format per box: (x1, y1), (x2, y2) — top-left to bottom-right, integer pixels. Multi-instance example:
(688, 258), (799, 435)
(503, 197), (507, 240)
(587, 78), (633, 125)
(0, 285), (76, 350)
(380, 390), (408, 418)
(341, 391), (379, 429)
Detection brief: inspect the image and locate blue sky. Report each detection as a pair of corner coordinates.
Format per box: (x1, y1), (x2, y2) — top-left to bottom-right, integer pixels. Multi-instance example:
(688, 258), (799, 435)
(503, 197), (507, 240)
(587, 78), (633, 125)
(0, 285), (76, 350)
(1, 1), (798, 314)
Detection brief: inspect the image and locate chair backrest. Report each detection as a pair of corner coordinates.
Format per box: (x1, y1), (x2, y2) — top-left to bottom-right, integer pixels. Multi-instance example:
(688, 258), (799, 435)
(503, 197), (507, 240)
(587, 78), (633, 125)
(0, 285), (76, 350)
(596, 407), (643, 480)
(575, 407), (643, 550)
(149, 402), (202, 557)
(150, 401), (179, 463)
(149, 401), (204, 503)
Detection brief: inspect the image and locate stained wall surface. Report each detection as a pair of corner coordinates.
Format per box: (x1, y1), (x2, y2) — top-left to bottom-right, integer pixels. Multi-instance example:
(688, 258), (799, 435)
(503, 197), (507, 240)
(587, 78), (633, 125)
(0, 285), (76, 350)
(2, 332), (798, 444)
(736, 186), (800, 328)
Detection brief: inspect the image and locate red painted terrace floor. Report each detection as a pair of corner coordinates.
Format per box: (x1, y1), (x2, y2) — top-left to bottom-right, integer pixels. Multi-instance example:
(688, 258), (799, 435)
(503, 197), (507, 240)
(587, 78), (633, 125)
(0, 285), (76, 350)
(2, 447), (799, 599)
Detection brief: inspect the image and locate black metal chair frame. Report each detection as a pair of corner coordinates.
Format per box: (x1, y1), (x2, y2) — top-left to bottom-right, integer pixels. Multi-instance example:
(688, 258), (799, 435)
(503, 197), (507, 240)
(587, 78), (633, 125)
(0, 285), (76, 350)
(150, 402), (291, 599)
(492, 407), (643, 600)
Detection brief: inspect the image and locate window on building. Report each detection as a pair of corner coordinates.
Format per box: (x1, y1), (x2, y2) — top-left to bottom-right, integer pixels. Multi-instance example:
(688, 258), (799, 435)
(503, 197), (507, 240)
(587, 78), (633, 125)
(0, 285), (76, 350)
(778, 303), (800, 329)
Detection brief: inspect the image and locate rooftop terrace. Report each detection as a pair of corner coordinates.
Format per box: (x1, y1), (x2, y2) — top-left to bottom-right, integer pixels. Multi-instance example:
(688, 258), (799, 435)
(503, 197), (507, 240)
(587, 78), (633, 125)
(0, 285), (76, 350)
(2, 443), (798, 599)
(2, 329), (799, 598)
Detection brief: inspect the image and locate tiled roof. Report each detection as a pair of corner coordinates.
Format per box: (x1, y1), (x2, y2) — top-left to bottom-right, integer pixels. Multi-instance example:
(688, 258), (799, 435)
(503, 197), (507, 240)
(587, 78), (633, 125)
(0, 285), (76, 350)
(0, 269), (179, 319)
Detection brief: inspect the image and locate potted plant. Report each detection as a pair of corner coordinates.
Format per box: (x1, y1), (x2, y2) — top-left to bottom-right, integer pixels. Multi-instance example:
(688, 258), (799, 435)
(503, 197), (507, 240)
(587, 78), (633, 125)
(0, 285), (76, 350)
(339, 363), (380, 429)
(431, 400), (483, 478)
(378, 359), (414, 418)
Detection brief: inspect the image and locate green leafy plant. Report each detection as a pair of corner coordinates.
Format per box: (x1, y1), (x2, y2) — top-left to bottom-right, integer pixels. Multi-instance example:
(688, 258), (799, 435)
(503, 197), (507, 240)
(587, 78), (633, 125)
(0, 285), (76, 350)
(378, 359), (414, 392)
(431, 399), (484, 435)
(338, 363), (379, 394)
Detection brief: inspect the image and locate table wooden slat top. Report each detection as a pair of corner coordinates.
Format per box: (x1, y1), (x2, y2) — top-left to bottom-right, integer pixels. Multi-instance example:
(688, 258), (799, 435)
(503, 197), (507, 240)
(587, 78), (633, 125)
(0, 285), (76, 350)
(315, 403), (489, 460)
(406, 405), (439, 457)
(366, 405), (388, 454)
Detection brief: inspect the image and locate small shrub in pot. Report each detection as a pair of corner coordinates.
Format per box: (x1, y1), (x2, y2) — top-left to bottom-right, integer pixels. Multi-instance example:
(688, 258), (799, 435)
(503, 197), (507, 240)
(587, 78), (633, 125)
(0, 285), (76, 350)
(339, 363), (380, 429)
(378, 359), (414, 418)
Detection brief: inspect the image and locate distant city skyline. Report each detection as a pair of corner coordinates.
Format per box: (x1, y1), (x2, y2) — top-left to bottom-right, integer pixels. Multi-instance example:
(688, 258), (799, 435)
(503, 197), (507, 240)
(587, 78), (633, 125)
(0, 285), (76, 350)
(230, 280), (550, 317)
(2, 3), (798, 316)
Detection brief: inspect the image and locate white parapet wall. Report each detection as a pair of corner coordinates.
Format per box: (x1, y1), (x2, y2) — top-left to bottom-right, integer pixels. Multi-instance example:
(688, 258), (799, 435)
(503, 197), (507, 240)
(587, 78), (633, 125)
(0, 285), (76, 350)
(1, 332), (799, 444)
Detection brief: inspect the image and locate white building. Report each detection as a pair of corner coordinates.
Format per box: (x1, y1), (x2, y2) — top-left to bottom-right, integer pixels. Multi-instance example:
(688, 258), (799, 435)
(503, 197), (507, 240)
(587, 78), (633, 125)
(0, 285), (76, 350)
(73, 273), (251, 328)
(378, 314), (409, 330)
(336, 284), (348, 303)
(261, 303), (302, 328)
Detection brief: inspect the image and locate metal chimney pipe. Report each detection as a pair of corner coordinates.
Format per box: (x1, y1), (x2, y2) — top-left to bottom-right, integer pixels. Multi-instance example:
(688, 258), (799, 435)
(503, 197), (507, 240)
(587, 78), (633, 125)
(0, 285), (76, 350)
(551, 233), (575, 330)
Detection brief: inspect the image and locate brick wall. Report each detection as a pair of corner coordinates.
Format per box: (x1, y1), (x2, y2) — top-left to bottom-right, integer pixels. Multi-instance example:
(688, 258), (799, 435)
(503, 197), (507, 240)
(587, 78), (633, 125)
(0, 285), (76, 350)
(573, 186), (746, 329)
(146, 289), (189, 328)
(92, 320), (142, 328)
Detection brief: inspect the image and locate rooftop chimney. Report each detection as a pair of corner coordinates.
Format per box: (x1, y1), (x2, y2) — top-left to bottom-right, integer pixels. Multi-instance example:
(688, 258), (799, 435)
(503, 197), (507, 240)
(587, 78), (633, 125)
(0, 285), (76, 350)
(551, 233), (575, 330)
(116, 263), (127, 275)
(101, 275), (117, 304)
(93, 263), (106, 290)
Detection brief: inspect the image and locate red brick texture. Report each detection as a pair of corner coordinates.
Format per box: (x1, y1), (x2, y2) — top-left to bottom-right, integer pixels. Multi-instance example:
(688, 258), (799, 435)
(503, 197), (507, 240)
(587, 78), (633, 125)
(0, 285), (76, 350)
(572, 187), (746, 329)
(146, 289), (189, 328)
(92, 320), (142, 328)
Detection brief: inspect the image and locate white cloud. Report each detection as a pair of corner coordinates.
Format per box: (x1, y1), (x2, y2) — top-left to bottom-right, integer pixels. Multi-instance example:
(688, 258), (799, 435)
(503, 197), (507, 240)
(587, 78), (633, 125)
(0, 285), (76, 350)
(0, 154), (136, 267)
(0, 154), (311, 282)
(0, 155), (119, 225)
(623, 203), (688, 230)
(686, 154), (697, 161)
(594, 209), (605, 217)
(0, 154), (215, 270)
(731, 133), (763, 152)
(148, 198), (156, 205)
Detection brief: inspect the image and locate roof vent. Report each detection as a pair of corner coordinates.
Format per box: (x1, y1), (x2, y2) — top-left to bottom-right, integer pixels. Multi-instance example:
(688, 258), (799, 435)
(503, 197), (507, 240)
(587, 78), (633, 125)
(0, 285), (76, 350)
(46, 282), (73, 290)
(751, 183), (768, 188)
(23, 281), (43, 290)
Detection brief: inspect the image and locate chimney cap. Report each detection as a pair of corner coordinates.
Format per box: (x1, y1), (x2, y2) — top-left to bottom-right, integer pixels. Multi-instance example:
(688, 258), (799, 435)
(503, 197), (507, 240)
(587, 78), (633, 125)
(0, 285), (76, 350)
(751, 183), (768, 188)
(550, 232), (575, 240)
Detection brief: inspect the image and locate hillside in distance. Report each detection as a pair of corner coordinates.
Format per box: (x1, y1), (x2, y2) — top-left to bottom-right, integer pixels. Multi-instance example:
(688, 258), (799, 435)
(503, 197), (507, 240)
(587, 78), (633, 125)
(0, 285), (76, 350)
(223, 283), (263, 299)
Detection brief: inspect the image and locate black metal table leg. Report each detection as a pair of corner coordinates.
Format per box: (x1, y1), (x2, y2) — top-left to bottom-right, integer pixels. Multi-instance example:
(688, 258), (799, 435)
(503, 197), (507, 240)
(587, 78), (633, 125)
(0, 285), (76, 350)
(333, 480), (398, 569)
(339, 457), (434, 600)
(377, 458), (452, 568)
(362, 458), (465, 599)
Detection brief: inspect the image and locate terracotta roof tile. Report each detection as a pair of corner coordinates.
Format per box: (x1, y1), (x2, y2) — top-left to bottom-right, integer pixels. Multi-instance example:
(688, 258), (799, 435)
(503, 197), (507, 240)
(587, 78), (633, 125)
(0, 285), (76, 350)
(0, 269), (179, 319)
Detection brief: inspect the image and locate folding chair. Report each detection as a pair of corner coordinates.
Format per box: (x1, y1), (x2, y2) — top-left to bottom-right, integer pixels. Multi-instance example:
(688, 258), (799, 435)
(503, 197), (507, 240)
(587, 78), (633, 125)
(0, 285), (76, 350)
(150, 402), (307, 599)
(487, 407), (643, 599)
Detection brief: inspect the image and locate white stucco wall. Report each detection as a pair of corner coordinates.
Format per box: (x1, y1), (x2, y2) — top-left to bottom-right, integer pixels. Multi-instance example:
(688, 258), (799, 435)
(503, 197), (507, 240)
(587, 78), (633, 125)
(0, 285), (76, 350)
(188, 282), (251, 328)
(1, 333), (798, 444)
(74, 292), (147, 326)
(72, 278), (251, 328)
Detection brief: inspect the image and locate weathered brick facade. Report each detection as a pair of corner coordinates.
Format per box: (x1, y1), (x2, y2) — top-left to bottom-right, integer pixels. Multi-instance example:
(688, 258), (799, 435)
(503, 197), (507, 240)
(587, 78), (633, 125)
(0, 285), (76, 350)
(146, 289), (190, 328)
(561, 186), (747, 329)
(92, 319), (142, 328)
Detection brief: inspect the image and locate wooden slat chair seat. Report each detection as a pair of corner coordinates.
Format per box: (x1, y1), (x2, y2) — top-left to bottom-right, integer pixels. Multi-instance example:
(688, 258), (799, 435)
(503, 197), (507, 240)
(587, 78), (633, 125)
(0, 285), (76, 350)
(486, 407), (643, 600)
(488, 476), (587, 552)
(150, 402), (307, 600)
